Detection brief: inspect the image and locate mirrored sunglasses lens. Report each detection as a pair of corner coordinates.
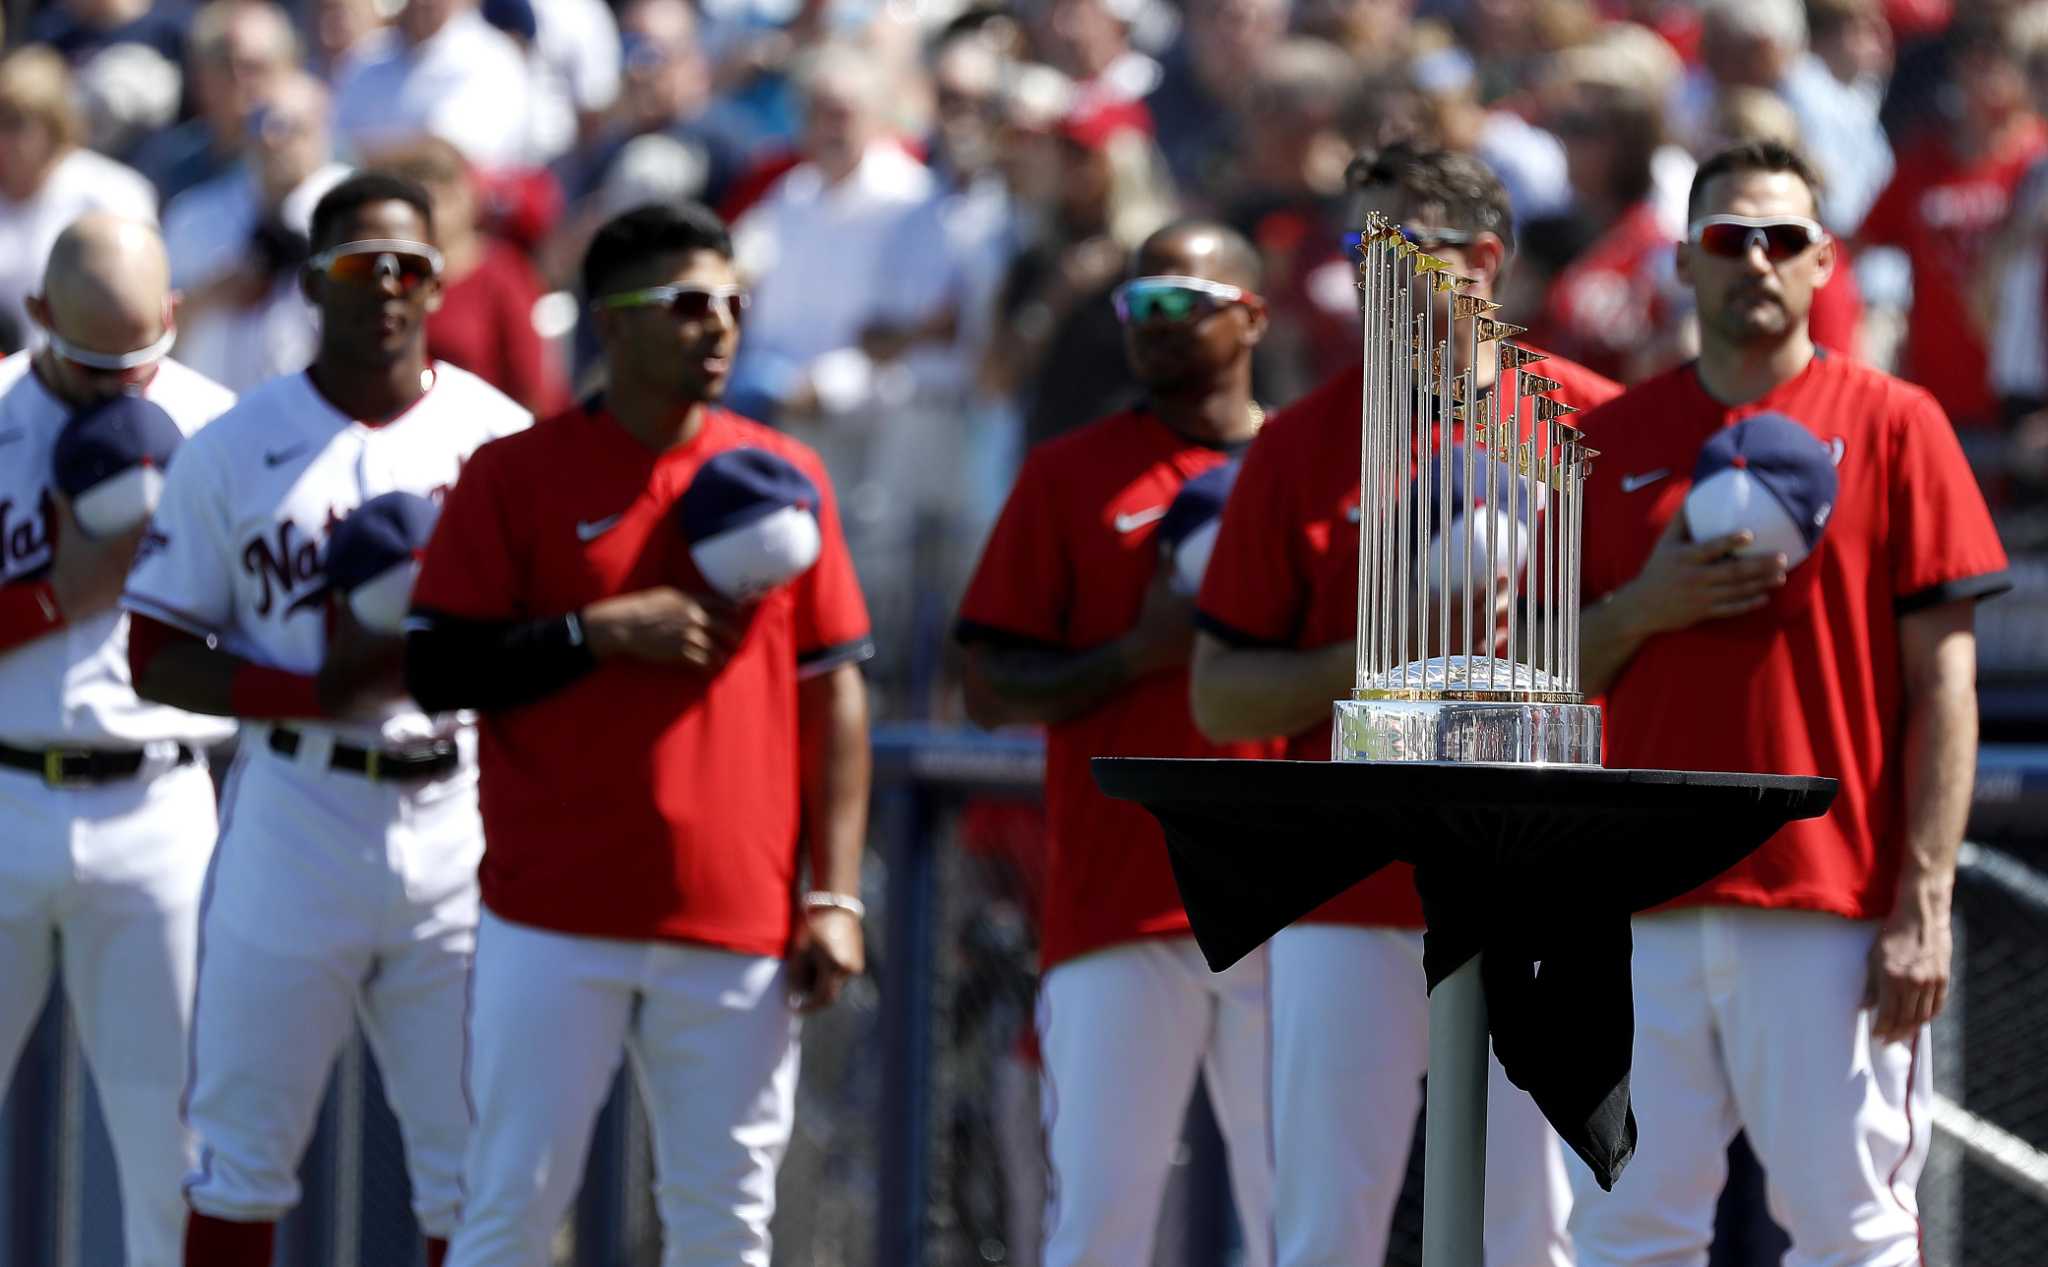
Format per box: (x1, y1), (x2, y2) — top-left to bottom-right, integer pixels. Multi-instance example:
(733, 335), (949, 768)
(1695, 223), (1750, 257)
(667, 290), (742, 322)
(1760, 224), (1816, 258)
(1129, 287), (1207, 322)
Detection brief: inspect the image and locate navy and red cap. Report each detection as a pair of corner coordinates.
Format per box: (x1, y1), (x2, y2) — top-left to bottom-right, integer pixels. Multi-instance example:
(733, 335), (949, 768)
(52, 394), (183, 499)
(326, 491), (441, 592)
(1686, 412), (1838, 555)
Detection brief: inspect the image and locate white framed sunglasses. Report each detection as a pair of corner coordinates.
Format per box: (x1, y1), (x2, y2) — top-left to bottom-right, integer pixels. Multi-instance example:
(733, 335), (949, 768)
(1111, 275), (1264, 325)
(47, 326), (176, 373)
(1686, 215), (1827, 261)
(594, 283), (749, 324)
(305, 239), (445, 291)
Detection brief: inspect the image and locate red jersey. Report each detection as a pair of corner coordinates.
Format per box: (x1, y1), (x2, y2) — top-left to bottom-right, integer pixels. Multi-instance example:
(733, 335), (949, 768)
(1196, 354), (1622, 926)
(1535, 200), (1675, 383)
(955, 408), (1278, 970)
(409, 403), (873, 953)
(1578, 352), (2009, 919)
(1860, 121), (2048, 425)
(426, 238), (568, 418)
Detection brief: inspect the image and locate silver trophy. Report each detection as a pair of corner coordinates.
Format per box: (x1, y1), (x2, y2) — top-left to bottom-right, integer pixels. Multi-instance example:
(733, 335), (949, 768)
(1332, 213), (1601, 767)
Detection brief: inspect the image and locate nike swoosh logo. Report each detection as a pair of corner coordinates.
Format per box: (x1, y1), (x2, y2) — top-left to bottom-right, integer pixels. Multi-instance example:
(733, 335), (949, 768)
(264, 445), (309, 468)
(1113, 506), (1167, 534)
(1619, 469), (1670, 493)
(576, 513), (623, 542)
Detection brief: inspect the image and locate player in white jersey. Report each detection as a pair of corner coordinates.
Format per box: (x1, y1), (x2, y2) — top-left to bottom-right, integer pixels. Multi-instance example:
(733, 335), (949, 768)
(121, 173), (531, 1267)
(0, 215), (235, 1267)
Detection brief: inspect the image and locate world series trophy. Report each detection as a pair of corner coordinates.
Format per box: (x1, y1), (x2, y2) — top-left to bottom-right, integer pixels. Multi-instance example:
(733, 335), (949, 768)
(1334, 212), (1600, 768)
(1092, 214), (1838, 1266)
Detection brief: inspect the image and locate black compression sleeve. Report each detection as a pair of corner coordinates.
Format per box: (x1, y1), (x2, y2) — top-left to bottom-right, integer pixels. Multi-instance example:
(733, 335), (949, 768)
(404, 609), (599, 714)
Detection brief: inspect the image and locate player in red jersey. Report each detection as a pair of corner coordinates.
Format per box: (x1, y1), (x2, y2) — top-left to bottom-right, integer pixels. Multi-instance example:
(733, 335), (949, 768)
(403, 202), (874, 1267)
(1567, 140), (2008, 1265)
(1191, 146), (1618, 1267)
(956, 220), (1279, 1267)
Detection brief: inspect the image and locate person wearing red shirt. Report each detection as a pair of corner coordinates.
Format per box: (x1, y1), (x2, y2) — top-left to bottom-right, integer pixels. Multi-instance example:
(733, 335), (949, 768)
(1568, 141), (2007, 1264)
(1857, 15), (2048, 428)
(957, 220), (1278, 1267)
(1192, 147), (1619, 1267)
(404, 202), (873, 1267)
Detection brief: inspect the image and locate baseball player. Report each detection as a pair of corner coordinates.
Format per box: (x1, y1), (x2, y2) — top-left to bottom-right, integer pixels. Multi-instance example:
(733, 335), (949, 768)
(404, 201), (872, 1267)
(956, 220), (1278, 1267)
(0, 215), (234, 1267)
(120, 172), (531, 1267)
(1190, 146), (1620, 1267)
(1567, 139), (2008, 1265)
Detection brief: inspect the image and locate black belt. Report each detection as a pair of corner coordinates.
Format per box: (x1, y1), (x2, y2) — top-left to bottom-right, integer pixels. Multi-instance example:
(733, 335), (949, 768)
(0, 741), (196, 788)
(268, 728), (460, 783)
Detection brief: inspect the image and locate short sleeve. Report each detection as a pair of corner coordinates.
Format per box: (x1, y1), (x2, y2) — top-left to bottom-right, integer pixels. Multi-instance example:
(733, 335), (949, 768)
(411, 439), (528, 622)
(1887, 390), (2011, 611)
(955, 449), (1072, 650)
(1195, 423), (1304, 647)
(789, 456), (874, 676)
(122, 439), (237, 636)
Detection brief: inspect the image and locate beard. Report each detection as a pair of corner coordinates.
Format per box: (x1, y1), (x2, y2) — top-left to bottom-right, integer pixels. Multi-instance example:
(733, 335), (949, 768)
(1709, 285), (1796, 344)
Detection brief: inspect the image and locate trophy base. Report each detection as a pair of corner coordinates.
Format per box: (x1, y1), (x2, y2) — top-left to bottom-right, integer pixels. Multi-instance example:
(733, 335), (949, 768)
(1333, 696), (1602, 766)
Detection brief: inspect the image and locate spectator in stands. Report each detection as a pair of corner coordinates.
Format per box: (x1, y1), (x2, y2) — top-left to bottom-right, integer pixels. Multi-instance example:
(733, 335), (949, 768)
(1860, 12), (2048, 430)
(1986, 4), (2048, 490)
(1411, 42), (1572, 224)
(74, 41), (184, 163)
(1296, 0), (1413, 62)
(23, 0), (188, 66)
(163, 71), (349, 390)
(1668, 0), (1893, 233)
(1533, 74), (1685, 382)
(1146, 0), (1288, 203)
(380, 135), (567, 415)
(556, 0), (749, 210)
(311, 0), (387, 75)
(518, 0), (623, 163)
(1806, 0), (1894, 112)
(727, 43), (935, 429)
(331, 0), (536, 171)
(131, 1), (299, 204)
(1027, 0), (1160, 111)
(0, 47), (156, 351)
(985, 98), (1176, 452)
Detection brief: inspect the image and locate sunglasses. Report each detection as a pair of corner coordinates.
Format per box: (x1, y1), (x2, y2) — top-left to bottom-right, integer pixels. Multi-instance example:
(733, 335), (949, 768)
(1342, 223), (1477, 255)
(48, 326), (176, 375)
(596, 283), (749, 324)
(306, 239), (445, 291)
(1111, 275), (1262, 325)
(1687, 215), (1826, 261)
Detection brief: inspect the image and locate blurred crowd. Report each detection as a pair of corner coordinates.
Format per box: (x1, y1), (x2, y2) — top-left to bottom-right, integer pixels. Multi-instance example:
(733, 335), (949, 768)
(3, 0), (2046, 707)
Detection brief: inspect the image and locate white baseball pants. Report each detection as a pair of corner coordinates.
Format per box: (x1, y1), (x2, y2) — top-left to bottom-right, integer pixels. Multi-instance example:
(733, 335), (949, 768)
(183, 738), (480, 1237)
(1269, 924), (1574, 1267)
(1567, 907), (1931, 1267)
(447, 909), (801, 1267)
(0, 753), (215, 1267)
(1037, 937), (1274, 1267)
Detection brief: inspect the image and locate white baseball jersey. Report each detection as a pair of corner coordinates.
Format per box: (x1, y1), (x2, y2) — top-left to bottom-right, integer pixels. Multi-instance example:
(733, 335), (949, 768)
(123, 363), (531, 746)
(0, 351), (238, 747)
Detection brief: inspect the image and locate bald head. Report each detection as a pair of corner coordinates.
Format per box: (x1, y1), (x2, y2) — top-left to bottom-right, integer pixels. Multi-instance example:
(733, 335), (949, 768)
(39, 214), (172, 357)
(1134, 220), (1262, 290)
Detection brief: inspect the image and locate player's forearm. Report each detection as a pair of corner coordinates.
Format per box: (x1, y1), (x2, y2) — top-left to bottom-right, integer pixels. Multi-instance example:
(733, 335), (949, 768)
(1189, 634), (1353, 743)
(962, 642), (1143, 729)
(800, 662), (870, 898)
(1894, 606), (1979, 913)
(128, 612), (325, 718)
(403, 611), (597, 713)
(1578, 584), (1655, 698)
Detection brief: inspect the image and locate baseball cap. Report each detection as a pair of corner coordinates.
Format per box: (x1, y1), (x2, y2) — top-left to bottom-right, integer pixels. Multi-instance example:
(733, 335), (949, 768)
(326, 491), (442, 633)
(1157, 461), (1238, 596)
(52, 395), (184, 539)
(1683, 412), (1837, 567)
(1412, 445), (1534, 594)
(676, 448), (823, 602)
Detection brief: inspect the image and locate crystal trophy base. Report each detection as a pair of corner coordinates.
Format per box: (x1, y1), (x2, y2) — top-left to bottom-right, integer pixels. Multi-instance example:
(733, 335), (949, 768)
(1334, 656), (1601, 766)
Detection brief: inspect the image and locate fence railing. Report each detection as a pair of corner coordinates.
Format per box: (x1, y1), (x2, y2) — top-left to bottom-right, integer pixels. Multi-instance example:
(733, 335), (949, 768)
(3, 729), (2045, 1265)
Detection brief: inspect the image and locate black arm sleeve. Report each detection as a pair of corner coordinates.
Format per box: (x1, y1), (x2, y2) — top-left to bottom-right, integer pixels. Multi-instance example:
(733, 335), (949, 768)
(404, 609), (599, 714)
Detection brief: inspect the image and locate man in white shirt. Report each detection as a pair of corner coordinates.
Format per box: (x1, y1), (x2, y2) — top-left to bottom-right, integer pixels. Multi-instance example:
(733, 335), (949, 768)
(0, 214), (236, 1267)
(331, 0), (535, 171)
(164, 72), (352, 390)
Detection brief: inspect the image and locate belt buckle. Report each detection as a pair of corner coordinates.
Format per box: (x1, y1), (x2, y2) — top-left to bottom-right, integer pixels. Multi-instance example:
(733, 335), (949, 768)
(363, 749), (382, 783)
(43, 749), (87, 789)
